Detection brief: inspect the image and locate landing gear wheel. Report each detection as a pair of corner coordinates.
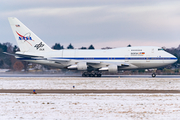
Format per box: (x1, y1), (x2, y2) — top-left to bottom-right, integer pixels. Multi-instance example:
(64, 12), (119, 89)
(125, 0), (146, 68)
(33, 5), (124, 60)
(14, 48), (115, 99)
(82, 71), (102, 77)
(82, 72), (88, 77)
(152, 73), (156, 77)
(97, 74), (101, 77)
(94, 73), (98, 77)
(92, 73), (95, 77)
(88, 74), (93, 77)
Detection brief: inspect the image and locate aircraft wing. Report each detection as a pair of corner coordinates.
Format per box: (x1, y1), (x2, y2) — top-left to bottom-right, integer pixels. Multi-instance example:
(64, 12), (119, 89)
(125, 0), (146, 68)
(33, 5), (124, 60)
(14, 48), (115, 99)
(47, 59), (71, 63)
(4, 52), (130, 70)
(46, 58), (71, 63)
(87, 61), (129, 67)
(86, 61), (129, 71)
(46, 58), (129, 67)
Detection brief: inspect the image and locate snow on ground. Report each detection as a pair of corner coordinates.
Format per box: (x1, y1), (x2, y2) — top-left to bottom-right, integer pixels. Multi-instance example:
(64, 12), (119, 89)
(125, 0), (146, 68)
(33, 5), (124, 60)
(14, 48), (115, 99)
(0, 77), (180, 119)
(0, 77), (180, 90)
(0, 93), (180, 120)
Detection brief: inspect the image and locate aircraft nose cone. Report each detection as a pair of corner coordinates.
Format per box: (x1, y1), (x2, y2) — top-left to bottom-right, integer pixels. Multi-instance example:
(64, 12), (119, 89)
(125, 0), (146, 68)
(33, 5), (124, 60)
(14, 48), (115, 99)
(175, 56), (178, 62)
(171, 55), (178, 63)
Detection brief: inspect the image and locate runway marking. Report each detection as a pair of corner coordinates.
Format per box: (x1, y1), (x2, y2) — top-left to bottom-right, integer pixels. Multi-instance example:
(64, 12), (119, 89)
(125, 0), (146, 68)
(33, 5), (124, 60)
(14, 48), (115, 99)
(0, 89), (180, 94)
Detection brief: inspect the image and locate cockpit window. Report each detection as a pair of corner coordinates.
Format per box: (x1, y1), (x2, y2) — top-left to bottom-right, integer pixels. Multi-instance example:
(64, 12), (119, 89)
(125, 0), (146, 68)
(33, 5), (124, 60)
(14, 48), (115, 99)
(158, 48), (164, 51)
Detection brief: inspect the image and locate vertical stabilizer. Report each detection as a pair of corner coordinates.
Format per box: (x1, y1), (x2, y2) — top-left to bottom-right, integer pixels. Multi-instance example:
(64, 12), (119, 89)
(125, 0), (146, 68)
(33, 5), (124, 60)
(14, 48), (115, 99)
(8, 17), (52, 52)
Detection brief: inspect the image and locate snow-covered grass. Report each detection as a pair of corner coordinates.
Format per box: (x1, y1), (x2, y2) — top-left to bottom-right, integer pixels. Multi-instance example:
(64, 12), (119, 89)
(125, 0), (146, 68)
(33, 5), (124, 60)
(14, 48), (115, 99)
(0, 77), (180, 90)
(0, 93), (180, 119)
(0, 77), (180, 119)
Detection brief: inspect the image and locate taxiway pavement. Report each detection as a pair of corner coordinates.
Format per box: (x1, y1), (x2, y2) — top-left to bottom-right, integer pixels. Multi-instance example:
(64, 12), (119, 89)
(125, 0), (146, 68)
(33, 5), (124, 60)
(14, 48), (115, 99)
(1, 74), (180, 78)
(0, 89), (180, 94)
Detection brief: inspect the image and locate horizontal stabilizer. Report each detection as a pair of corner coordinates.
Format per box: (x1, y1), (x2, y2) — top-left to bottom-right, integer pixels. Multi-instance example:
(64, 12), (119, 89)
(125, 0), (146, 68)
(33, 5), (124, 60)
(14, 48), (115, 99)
(3, 52), (46, 60)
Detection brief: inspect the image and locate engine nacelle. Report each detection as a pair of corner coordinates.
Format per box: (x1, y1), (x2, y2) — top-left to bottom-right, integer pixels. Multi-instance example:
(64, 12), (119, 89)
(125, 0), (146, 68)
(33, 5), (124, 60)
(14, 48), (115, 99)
(108, 65), (118, 73)
(77, 62), (87, 70)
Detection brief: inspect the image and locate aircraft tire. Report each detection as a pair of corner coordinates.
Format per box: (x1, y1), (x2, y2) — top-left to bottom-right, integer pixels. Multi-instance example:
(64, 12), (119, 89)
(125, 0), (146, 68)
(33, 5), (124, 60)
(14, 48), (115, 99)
(92, 73), (95, 77)
(88, 74), (92, 77)
(82, 72), (88, 77)
(94, 73), (98, 77)
(97, 74), (102, 77)
(82, 72), (101, 77)
(152, 73), (156, 77)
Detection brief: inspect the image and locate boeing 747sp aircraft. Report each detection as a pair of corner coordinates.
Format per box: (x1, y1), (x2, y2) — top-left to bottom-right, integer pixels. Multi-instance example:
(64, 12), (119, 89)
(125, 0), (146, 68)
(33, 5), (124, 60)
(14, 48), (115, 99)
(7, 17), (177, 77)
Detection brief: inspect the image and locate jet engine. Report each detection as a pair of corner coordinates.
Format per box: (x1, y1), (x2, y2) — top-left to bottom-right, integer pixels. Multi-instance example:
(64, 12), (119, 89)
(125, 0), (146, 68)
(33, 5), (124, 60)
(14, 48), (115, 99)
(77, 62), (87, 70)
(108, 65), (118, 73)
(67, 62), (87, 70)
(99, 64), (118, 73)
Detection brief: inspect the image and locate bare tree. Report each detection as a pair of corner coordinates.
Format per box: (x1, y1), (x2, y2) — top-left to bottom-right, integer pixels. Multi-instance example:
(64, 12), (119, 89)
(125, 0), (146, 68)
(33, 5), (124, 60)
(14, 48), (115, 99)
(13, 61), (24, 71)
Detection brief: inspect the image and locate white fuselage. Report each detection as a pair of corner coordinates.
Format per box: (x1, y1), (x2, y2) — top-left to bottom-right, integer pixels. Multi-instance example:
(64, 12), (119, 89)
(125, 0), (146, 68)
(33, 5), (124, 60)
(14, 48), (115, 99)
(17, 46), (177, 70)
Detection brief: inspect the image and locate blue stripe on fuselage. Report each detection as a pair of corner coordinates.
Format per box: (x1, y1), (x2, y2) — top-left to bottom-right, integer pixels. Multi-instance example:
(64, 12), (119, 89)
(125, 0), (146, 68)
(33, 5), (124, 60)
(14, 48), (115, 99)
(50, 57), (177, 60)
(17, 57), (177, 61)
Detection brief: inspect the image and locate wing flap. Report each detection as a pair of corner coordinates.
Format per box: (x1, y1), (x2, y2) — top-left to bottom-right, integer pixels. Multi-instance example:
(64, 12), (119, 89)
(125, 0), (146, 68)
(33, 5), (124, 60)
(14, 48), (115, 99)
(87, 61), (129, 67)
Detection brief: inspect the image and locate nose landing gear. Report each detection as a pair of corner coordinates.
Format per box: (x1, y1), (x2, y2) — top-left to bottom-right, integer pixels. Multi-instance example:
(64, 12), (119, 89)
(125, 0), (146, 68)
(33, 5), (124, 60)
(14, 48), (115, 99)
(82, 71), (102, 77)
(152, 73), (156, 77)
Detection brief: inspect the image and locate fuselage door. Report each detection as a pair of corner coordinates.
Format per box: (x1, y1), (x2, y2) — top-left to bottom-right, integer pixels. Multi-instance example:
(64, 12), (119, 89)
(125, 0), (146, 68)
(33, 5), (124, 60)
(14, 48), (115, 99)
(146, 55), (150, 62)
(125, 49), (130, 62)
(152, 48), (154, 53)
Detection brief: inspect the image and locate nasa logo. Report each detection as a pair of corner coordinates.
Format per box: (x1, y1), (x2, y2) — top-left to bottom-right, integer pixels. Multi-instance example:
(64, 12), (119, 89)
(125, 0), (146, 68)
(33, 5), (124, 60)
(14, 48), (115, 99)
(34, 42), (44, 50)
(16, 31), (34, 46)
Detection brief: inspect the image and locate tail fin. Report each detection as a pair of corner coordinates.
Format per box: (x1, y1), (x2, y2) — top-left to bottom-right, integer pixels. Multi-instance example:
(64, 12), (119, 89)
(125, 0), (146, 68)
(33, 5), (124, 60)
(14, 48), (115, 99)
(8, 17), (52, 52)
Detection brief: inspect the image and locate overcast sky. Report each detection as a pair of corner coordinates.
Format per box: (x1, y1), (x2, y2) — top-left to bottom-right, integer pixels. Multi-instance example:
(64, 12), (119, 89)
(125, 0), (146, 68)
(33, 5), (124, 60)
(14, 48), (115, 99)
(1, 0), (180, 49)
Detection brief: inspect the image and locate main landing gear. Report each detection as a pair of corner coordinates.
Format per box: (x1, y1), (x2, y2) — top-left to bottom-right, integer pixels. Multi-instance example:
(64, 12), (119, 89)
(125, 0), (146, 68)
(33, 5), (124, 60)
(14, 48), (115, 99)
(82, 71), (102, 77)
(152, 73), (156, 77)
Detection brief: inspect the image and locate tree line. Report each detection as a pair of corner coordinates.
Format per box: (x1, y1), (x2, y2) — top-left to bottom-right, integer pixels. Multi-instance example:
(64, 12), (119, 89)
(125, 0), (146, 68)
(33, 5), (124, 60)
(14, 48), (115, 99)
(52, 43), (95, 50)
